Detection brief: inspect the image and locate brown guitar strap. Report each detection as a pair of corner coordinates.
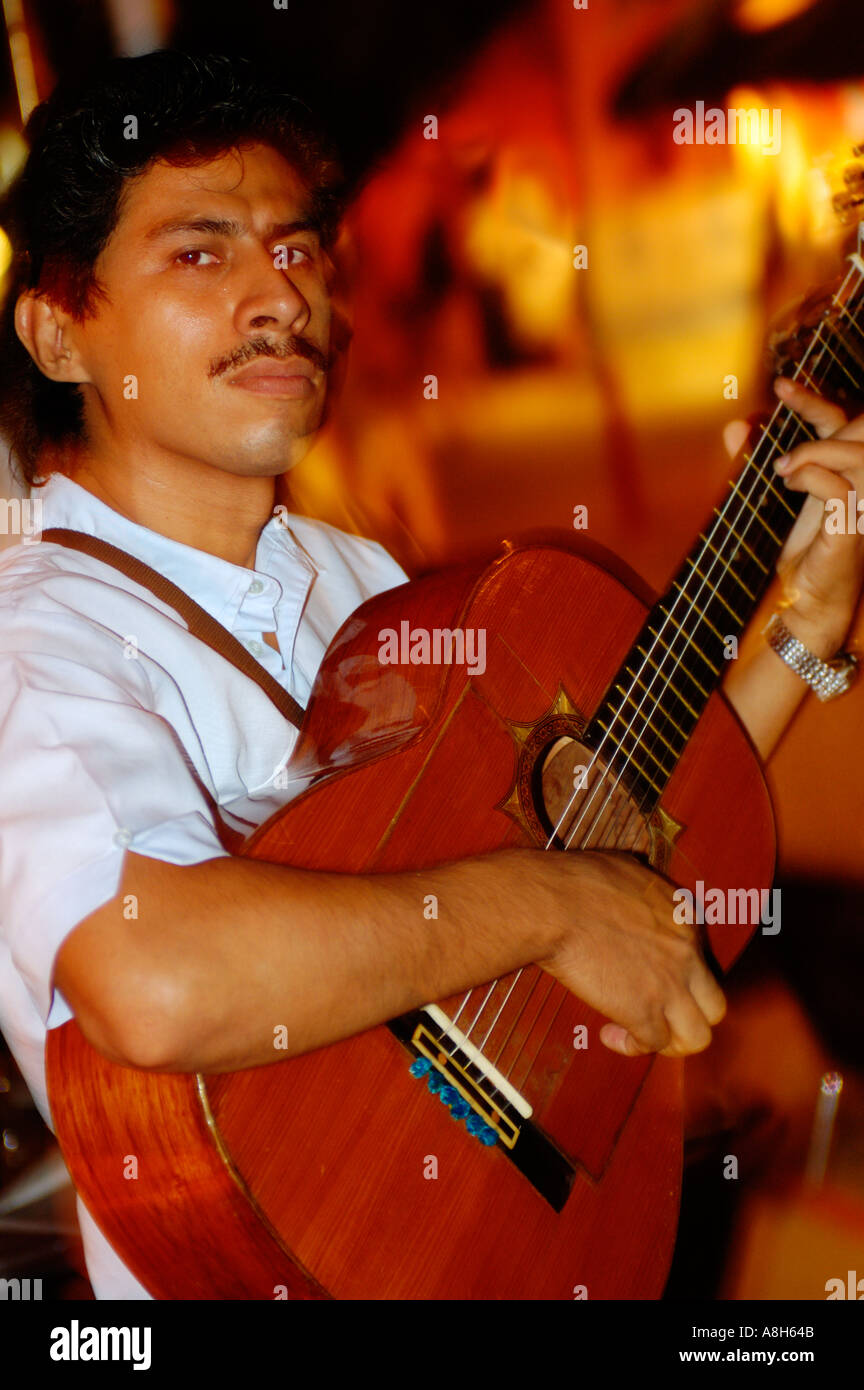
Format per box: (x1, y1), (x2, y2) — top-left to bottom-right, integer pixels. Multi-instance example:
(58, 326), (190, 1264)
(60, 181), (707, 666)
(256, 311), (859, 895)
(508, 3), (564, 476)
(41, 528), (306, 728)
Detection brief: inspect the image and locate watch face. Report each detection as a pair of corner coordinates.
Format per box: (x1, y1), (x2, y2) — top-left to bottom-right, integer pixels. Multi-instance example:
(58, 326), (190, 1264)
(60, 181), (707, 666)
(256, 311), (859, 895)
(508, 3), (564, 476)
(833, 658), (861, 686)
(816, 655), (857, 701)
(828, 654), (857, 675)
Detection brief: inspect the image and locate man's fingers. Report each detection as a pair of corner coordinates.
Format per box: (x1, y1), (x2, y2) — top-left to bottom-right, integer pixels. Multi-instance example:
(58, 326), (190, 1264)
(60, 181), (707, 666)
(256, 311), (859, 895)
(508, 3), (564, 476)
(727, 377), (851, 468)
(659, 994), (714, 1058)
(723, 419), (750, 460)
(690, 964), (727, 1028)
(599, 966), (725, 1059)
(776, 439), (864, 486)
(599, 1020), (668, 1057)
(774, 376), (848, 439)
(598, 1023), (640, 1056)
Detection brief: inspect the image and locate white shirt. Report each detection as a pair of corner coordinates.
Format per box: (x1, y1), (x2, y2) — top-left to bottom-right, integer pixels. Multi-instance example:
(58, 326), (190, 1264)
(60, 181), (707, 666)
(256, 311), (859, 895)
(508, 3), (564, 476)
(0, 471), (407, 1298)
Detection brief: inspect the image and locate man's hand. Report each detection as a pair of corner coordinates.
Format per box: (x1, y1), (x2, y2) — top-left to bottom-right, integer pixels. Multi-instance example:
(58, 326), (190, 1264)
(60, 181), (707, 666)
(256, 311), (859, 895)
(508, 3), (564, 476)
(725, 376), (864, 656)
(532, 849), (727, 1058)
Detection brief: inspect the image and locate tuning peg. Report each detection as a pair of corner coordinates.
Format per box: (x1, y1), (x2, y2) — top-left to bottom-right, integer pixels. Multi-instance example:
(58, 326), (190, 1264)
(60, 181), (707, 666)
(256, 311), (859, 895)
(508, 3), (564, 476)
(843, 163), (864, 190)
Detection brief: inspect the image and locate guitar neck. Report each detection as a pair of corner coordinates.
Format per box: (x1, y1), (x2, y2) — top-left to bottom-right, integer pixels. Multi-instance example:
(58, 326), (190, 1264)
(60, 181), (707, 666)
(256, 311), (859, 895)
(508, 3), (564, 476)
(584, 249), (864, 809)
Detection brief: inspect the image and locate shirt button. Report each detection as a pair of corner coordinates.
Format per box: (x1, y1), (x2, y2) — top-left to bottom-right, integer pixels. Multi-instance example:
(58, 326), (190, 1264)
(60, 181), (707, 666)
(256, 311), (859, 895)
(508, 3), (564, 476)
(246, 639), (265, 657)
(248, 579), (265, 596)
(114, 828), (134, 848)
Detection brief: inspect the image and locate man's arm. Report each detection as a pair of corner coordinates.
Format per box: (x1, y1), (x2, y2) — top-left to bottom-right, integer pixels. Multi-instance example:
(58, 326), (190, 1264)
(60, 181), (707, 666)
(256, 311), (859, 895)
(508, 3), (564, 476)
(722, 377), (864, 759)
(54, 845), (726, 1072)
(722, 603), (848, 760)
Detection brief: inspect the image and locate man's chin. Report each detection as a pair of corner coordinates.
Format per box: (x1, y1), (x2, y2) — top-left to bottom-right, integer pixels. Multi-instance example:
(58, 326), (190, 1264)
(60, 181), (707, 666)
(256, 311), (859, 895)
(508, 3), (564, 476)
(212, 420), (320, 477)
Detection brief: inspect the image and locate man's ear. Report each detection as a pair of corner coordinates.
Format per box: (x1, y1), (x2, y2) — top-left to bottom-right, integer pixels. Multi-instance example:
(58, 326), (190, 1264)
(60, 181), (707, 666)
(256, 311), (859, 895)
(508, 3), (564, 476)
(14, 291), (90, 384)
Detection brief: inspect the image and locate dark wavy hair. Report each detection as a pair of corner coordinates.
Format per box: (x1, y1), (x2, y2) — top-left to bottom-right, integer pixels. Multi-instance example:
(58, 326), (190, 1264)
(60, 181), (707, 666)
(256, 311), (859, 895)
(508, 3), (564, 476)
(0, 50), (346, 488)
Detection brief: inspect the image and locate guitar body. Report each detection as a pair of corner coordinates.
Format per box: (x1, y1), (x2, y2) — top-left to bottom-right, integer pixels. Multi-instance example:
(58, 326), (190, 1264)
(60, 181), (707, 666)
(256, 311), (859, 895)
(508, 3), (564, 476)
(46, 539), (775, 1299)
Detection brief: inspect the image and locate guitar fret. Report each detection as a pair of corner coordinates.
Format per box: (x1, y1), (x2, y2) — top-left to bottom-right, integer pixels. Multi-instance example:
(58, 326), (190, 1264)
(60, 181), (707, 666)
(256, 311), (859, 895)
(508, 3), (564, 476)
(692, 536), (756, 600)
(683, 559), (747, 624)
(727, 482), (783, 545)
(834, 304), (864, 373)
(648, 622), (711, 698)
(709, 516), (769, 573)
(768, 479), (798, 521)
(594, 719), (664, 794)
(814, 325), (862, 392)
(835, 297), (864, 345)
(598, 712), (671, 775)
(736, 450), (797, 522)
(791, 364), (823, 399)
(635, 644), (699, 719)
(624, 667), (690, 741)
(670, 585), (729, 646)
(650, 605), (720, 675)
(613, 685), (683, 760)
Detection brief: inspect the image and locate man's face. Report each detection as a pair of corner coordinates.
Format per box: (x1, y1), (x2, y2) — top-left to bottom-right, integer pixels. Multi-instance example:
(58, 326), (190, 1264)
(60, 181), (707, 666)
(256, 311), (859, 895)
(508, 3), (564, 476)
(70, 141), (334, 478)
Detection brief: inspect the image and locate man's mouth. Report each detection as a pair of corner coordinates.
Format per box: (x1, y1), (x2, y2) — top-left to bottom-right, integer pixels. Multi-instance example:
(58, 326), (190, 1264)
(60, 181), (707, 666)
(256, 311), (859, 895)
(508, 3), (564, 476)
(226, 357), (319, 398)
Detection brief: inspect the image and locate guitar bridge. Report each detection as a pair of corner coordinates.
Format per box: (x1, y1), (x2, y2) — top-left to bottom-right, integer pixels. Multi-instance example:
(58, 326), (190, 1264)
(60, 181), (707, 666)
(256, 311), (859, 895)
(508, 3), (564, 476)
(409, 1011), (527, 1149)
(388, 1006), (576, 1211)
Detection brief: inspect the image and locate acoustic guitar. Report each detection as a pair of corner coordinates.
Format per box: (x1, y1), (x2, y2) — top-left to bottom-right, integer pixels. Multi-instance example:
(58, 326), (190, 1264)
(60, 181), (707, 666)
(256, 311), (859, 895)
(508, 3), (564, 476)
(44, 200), (864, 1300)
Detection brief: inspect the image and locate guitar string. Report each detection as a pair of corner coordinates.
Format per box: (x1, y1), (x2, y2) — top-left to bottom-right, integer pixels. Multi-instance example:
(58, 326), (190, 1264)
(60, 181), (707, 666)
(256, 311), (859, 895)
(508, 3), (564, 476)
(555, 245), (864, 853)
(499, 348), (839, 1089)
(582, 271), (864, 860)
(549, 273), (854, 856)
(554, 361), (832, 847)
(555, 313), (841, 852)
(499, 270), (863, 1082)
(476, 772), (639, 1067)
(483, 763), (650, 1076)
(496, 781), (643, 1086)
(439, 260), (856, 1088)
(443, 391), (824, 1106)
(475, 738), (642, 1056)
(459, 300), (843, 1089)
(482, 292), (846, 1072)
(488, 296), (844, 1073)
(432, 255), (862, 1104)
(506, 273), (861, 1084)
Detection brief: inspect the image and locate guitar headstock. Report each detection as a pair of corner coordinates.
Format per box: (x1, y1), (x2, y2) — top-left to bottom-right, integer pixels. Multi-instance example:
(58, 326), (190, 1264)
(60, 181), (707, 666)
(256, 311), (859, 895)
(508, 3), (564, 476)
(767, 156), (864, 416)
(832, 144), (864, 228)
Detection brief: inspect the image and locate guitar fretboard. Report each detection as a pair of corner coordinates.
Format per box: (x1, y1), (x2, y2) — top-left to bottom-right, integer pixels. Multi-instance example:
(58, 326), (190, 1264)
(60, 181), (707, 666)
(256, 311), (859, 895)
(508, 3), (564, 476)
(583, 252), (864, 813)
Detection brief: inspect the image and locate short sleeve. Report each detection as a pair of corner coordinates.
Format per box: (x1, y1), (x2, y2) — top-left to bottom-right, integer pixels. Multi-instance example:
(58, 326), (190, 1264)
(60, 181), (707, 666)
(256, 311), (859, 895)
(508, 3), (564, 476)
(0, 649), (229, 1026)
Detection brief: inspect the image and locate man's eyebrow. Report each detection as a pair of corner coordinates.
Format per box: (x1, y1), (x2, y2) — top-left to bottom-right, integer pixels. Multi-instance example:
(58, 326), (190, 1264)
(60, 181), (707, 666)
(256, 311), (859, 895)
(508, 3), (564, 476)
(143, 215), (322, 243)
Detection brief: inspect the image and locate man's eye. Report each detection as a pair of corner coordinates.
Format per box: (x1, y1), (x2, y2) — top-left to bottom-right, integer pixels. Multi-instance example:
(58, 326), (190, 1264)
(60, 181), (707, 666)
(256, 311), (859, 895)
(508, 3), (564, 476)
(273, 244), (313, 266)
(174, 249), (219, 267)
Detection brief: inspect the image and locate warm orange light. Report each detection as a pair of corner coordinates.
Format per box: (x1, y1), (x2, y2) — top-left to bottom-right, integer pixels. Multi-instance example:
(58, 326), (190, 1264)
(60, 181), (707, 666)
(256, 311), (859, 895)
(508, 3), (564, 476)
(735, 0), (818, 32)
(0, 124), (27, 192)
(0, 226), (11, 281)
(462, 157), (574, 348)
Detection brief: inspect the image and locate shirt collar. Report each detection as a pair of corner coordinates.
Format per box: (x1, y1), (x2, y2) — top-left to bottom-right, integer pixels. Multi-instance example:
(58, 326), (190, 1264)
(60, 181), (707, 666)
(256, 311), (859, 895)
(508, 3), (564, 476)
(36, 471), (321, 632)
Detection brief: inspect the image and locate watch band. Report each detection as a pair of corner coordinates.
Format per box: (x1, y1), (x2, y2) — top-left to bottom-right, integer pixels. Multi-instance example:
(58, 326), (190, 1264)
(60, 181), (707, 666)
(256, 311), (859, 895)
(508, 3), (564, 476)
(764, 612), (859, 701)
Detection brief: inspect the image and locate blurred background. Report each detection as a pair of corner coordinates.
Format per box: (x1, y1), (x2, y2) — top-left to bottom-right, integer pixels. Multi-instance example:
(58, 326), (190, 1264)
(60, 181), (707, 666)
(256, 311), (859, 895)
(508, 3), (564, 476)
(0, 0), (862, 1301)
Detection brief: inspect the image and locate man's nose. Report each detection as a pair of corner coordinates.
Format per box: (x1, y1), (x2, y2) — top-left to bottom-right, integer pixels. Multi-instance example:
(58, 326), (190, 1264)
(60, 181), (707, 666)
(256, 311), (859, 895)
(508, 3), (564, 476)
(235, 248), (312, 337)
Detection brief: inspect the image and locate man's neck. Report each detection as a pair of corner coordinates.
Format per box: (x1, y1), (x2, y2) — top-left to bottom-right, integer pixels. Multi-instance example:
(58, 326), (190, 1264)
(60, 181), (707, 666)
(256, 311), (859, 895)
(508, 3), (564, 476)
(52, 444), (276, 571)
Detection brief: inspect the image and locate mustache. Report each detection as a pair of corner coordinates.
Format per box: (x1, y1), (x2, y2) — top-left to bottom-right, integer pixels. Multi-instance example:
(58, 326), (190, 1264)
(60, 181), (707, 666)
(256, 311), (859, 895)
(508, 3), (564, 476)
(210, 334), (332, 379)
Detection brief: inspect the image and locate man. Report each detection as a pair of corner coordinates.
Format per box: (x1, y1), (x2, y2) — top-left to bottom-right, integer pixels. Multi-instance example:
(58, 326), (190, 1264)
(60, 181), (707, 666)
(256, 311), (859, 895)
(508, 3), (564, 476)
(0, 50), (861, 1299)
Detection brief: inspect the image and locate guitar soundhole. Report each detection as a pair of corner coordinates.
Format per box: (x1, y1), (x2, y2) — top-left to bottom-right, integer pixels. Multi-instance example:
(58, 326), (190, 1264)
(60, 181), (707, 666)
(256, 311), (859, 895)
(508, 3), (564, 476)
(535, 735), (652, 859)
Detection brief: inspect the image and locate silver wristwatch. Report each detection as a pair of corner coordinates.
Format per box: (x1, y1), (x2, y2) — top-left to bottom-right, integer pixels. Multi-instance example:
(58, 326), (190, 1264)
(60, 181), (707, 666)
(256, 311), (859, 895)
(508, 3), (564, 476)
(764, 613), (859, 702)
